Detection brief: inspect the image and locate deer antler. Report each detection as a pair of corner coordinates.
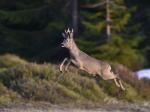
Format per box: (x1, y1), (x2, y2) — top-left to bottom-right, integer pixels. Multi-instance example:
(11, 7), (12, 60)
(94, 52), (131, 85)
(67, 28), (71, 33)
(70, 29), (74, 38)
(64, 28), (74, 38)
(64, 29), (67, 33)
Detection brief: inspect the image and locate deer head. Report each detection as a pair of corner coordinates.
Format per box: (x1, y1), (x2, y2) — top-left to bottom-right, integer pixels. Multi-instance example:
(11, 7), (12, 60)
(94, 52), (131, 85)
(61, 28), (74, 49)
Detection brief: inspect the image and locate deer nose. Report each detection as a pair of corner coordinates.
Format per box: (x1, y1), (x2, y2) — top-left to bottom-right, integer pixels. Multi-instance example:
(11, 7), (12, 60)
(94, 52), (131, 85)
(61, 43), (64, 47)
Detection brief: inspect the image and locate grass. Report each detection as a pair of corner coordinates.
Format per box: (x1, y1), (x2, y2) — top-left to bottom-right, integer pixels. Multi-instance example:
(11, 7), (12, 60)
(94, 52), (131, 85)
(0, 54), (27, 68)
(0, 82), (21, 107)
(0, 54), (149, 107)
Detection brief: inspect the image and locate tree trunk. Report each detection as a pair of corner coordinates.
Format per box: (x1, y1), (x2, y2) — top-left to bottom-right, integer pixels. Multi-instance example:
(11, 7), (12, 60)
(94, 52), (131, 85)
(71, 0), (78, 37)
(106, 0), (111, 42)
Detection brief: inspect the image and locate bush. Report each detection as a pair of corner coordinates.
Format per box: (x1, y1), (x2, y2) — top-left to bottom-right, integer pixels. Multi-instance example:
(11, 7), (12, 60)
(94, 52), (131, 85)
(0, 54), (27, 68)
(0, 63), (106, 105)
(0, 82), (20, 107)
(0, 54), (149, 107)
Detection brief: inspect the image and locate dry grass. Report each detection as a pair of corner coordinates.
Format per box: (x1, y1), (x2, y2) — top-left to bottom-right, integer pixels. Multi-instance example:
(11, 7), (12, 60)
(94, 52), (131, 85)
(0, 54), (149, 107)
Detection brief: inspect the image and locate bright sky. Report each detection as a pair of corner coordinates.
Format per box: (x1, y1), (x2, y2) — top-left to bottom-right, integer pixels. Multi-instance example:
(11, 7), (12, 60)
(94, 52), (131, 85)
(136, 69), (150, 79)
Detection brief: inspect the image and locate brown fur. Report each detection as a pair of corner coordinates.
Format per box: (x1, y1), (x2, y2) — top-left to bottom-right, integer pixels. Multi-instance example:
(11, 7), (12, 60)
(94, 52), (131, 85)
(60, 28), (125, 91)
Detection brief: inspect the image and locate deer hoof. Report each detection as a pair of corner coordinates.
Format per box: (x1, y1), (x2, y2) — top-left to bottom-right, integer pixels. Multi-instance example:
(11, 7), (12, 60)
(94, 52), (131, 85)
(64, 68), (69, 72)
(59, 68), (63, 72)
(121, 86), (126, 91)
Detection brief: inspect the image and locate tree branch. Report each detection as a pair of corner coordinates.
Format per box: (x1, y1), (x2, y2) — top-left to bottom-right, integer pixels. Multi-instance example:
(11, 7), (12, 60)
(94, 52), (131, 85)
(80, 2), (106, 9)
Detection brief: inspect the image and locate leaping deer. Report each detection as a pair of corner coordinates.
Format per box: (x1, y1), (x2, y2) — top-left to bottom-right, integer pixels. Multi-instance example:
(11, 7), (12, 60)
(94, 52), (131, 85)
(60, 28), (125, 91)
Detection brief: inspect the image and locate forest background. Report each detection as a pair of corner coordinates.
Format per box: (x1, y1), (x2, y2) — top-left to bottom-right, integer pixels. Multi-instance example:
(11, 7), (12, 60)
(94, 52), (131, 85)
(0, 0), (150, 107)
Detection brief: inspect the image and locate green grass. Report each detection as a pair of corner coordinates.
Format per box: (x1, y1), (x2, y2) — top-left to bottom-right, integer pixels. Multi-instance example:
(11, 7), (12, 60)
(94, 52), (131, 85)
(0, 54), (149, 107)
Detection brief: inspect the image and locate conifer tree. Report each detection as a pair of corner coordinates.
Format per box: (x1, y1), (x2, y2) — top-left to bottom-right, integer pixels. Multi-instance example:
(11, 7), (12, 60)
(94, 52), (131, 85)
(80, 0), (130, 42)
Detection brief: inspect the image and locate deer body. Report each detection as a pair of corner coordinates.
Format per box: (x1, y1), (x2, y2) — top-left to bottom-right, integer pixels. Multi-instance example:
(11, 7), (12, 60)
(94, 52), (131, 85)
(60, 28), (125, 90)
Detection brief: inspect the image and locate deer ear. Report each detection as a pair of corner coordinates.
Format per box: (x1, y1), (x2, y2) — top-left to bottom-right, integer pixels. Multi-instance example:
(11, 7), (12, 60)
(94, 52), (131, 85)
(62, 33), (66, 38)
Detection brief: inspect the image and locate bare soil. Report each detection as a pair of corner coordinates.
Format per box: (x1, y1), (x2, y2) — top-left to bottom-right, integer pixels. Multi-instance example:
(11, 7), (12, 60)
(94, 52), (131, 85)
(0, 102), (150, 112)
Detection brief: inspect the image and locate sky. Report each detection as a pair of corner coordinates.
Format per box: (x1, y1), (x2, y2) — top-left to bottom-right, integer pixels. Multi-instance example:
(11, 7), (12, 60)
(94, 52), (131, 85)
(136, 69), (150, 79)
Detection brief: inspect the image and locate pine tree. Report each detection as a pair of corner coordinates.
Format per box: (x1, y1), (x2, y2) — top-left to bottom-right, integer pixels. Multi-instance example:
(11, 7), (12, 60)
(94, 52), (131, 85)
(80, 0), (130, 42)
(0, 0), (68, 60)
(78, 0), (145, 69)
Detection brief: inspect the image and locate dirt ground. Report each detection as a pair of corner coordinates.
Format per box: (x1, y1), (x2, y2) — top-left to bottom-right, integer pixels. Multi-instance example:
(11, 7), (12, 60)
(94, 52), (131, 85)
(0, 103), (150, 112)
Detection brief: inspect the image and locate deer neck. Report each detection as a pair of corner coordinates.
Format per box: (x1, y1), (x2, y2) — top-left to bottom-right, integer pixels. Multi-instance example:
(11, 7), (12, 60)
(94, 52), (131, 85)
(69, 41), (80, 56)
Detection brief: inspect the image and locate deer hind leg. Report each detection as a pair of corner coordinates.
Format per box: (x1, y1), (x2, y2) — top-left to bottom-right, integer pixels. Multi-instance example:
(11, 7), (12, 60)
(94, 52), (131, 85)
(59, 58), (68, 72)
(107, 66), (125, 90)
(118, 79), (125, 91)
(101, 66), (125, 90)
(114, 78), (125, 91)
(113, 78), (120, 88)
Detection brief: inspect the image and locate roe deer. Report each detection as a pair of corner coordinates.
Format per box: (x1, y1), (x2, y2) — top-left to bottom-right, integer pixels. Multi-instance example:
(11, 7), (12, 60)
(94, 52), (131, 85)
(60, 28), (125, 90)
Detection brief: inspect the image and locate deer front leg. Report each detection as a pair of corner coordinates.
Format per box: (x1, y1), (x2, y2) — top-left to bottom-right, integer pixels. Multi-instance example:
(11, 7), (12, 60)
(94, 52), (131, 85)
(71, 59), (84, 70)
(64, 60), (71, 71)
(59, 58), (68, 72)
(76, 59), (84, 70)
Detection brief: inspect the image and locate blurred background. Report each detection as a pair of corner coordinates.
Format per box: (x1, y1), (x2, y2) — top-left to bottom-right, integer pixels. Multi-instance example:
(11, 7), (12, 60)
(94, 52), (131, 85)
(0, 0), (149, 70)
(0, 0), (150, 108)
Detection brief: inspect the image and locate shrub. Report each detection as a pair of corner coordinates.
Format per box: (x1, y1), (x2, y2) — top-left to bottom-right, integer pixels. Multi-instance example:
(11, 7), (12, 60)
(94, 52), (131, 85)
(0, 82), (20, 107)
(0, 54), (149, 106)
(0, 54), (27, 68)
(0, 63), (106, 104)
